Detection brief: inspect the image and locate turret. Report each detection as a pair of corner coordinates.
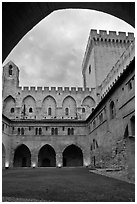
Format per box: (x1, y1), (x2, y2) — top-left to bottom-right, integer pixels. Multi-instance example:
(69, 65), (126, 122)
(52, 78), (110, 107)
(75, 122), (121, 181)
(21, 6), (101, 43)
(2, 61), (19, 98)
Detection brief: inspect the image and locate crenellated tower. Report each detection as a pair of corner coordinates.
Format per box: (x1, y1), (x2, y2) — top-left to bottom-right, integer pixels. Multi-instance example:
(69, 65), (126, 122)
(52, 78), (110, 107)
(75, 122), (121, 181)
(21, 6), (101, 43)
(82, 30), (134, 89)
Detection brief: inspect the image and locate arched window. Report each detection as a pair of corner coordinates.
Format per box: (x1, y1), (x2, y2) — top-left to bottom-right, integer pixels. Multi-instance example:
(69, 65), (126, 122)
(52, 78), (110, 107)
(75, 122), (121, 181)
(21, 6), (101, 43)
(48, 107), (52, 116)
(2, 124), (4, 131)
(9, 65), (13, 76)
(18, 128), (20, 135)
(93, 139), (95, 149)
(71, 128), (74, 135)
(21, 128), (24, 135)
(29, 107), (33, 113)
(55, 128), (58, 135)
(110, 101), (115, 119)
(99, 113), (103, 123)
(89, 65), (91, 74)
(10, 107), (14, 113)
(128, 81), (132, 90)
(68, 128), (70, 135)
(35, 128), (38, 135)
(39, 128), (42, 135)
(51, 128), (54, 135)
(65, 108), (69, 116)
(82, 107), (85, 113)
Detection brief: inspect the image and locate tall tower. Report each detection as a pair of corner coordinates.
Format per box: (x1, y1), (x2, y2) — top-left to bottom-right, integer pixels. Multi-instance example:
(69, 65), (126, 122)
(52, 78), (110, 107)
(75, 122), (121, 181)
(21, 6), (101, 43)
(82, 30), (134, 89)
(2, 61), (19, 99)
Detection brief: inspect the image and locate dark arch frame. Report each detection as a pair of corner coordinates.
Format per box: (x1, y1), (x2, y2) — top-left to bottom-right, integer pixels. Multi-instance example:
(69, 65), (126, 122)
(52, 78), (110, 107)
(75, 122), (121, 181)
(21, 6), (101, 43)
(3, 2), (134, 62)
(38, 144), (56, 167)
(63, 144), (83, 167)
(13, 144), (31, 167)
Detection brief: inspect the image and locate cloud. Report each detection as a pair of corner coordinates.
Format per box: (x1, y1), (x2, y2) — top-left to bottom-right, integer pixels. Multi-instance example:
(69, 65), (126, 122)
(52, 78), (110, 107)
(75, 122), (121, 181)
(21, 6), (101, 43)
(3, 9), (134, 88)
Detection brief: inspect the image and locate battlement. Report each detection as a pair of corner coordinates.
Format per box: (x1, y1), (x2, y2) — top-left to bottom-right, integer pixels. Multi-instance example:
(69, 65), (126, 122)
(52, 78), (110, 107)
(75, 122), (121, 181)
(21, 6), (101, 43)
(90, 29), (134, 42)
(99, 39), (135, 99)
(19, 86), (95, 94)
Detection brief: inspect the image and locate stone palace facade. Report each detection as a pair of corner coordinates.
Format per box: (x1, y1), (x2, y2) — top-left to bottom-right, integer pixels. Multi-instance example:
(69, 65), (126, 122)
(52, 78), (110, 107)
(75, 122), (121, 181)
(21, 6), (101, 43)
(2, 30), (135, 181)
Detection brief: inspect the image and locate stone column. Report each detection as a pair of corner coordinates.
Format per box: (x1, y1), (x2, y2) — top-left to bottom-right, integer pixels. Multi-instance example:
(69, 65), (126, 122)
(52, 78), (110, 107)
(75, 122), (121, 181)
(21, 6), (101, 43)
(56, 152), (63, 167)
(31, 150), (38, 167)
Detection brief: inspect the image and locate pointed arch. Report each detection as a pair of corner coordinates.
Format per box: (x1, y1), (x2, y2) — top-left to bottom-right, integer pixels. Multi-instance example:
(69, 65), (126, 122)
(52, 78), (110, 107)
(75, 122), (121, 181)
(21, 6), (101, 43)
(62, 96), (77, 118)
(3, 95), (16, 117)
(63, 144), (83, 167)
(13, 144), (31, 167)
(82, 96), (95, 108)
(22, 95), (36, 118)
(38, 144), (56, 167)
(42, 95), (57, 118)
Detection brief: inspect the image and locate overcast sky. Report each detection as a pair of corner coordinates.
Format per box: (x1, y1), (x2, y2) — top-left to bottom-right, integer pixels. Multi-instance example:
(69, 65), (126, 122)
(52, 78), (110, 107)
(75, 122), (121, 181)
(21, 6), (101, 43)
(3, 9), (134, 87)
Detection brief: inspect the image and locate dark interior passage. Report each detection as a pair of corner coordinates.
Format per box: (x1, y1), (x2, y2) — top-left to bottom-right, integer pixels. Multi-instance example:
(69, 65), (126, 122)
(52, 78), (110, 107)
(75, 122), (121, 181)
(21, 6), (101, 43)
(63, 144), (83, 167)
(38, 145), (56, 167)
(13, 144), (31, 167)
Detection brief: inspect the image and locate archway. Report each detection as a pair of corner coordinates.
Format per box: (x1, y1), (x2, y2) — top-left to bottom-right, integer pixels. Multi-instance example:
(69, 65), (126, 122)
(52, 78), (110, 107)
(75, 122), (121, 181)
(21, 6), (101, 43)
(38, 145), (56, 167)
(13, 144), (31, 167)
(2, 144), (6, 168)
(63, 144), (83, 167)
(2, 3), (134, 62)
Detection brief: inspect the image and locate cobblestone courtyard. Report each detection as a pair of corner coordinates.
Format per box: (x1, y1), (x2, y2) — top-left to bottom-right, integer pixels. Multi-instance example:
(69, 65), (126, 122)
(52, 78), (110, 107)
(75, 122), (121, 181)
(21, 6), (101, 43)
(2, 168), (135, 202)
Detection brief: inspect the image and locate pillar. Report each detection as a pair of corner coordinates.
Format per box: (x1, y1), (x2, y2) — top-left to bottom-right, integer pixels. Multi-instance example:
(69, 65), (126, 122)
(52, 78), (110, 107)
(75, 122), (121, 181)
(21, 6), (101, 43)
(56, 152), (63, 167)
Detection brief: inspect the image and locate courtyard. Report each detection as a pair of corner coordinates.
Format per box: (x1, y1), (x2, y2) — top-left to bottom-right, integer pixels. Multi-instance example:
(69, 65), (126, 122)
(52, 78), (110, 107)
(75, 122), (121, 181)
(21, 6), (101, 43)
(2, 167), (135, 202)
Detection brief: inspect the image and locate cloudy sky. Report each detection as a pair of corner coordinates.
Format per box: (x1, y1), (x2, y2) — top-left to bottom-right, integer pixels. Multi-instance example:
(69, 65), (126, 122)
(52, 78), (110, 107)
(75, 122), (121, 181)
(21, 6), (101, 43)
(3, 9), (134, 87)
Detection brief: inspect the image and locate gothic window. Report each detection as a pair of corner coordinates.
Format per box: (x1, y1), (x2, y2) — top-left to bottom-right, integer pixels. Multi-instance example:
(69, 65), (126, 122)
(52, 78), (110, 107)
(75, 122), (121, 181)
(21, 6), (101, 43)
(29, 107), (33, 113)
(48, 107), (52, 116)
(35, 128), (38, 135)
(51, 128), (54, 135)
(82, 107), (85, 113)
(68, 128), (70, 135)
(89, 65), (91, 74)
(71, 128), (74, 135)
(21, 128), (24, 135)
(110, 101), (115, 119)
(18, 128), (20, 135)
(128, 81), (132, 91)
(55, 128), (58, 135)
(65, 108), (69, 116)
(10, 108), (14, 113)
(99, 113), (103, 123)
(9, 65), (13, 76)
(39, 128), (42, 135)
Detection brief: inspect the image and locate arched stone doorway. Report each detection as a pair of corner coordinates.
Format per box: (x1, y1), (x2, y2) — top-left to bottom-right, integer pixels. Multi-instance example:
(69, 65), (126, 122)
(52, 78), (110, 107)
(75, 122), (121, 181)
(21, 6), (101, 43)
(13, 144), (31, 167)
(2, 144), (6, 168)
(63, 144), (83, 167)
(38, 145), (56, 167)
(2, 3), (135, 62)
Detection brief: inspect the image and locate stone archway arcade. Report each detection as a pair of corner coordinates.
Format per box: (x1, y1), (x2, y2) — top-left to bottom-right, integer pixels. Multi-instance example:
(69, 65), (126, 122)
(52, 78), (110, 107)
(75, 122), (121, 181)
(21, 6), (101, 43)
(11, 144), (86, 168)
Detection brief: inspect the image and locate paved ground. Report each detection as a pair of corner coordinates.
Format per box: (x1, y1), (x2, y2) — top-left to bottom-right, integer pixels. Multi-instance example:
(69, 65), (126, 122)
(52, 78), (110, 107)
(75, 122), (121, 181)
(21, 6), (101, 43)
(2, 167), (135, 202)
